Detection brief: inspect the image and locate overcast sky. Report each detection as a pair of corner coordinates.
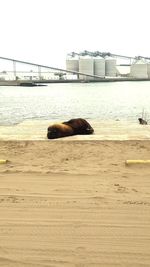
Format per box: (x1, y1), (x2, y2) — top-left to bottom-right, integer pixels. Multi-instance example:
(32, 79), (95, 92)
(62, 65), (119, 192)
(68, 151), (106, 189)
(0, 0), (150, 68)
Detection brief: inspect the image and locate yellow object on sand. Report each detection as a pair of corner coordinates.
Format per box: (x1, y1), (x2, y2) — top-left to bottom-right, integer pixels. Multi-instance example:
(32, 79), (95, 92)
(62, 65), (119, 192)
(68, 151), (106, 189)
(125, 160), (150, 165)
(0, 159), (8, 164)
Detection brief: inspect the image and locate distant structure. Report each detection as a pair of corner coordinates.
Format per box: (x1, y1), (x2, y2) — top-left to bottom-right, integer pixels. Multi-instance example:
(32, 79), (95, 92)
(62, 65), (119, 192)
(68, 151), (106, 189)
(66, 50), (130, 80)
(66, 51), (150, 80)
(66, 56), (79, 73)
(1, 52), (150, 83)
(66, 51), (118, 79)
(105, 56), (117, 77)
(130, 57), (150, 79)
(79, 56), (94, 80)
(94, 56), (105, 77)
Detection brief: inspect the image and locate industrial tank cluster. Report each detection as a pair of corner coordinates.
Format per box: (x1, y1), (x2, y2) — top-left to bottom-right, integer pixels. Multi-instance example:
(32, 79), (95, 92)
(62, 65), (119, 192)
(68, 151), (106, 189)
(130, 59), (150, 79)
(66, 56), (117, 80)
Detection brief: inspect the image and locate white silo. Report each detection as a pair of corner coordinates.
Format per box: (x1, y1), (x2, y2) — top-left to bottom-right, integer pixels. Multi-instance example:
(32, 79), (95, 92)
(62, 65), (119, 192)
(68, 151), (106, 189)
(105, 56), (117, 77)
(146, 63), (150, 78)
(130, 59), (148, 78)
(79, 56), (94, 80)
(94, 56), (105, 77)
(66, 56), (79, 72)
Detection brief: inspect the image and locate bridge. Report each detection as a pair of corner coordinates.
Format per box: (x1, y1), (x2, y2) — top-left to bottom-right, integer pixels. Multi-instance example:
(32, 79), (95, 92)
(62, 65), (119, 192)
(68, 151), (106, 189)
(0, 56), (105, 81)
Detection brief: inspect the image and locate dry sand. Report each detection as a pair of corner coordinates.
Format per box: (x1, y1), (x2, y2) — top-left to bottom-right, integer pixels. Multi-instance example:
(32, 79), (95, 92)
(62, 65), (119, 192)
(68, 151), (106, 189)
(0, 138), (150, 267)
(1, 120), (150, 266)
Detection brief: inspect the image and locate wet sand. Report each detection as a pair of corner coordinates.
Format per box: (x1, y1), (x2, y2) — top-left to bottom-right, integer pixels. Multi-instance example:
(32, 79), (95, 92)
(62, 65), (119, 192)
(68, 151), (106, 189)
(0, 119), (150, 140)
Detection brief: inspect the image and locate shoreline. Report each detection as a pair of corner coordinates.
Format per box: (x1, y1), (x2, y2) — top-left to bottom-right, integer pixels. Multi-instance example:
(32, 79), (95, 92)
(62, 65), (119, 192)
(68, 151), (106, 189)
(0, 119), (150, 140)
(1, 77), (150, 86)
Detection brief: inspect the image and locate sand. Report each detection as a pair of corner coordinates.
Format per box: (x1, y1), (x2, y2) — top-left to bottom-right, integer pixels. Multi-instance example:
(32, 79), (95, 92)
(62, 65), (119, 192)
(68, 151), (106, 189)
(0, 138), (150, 267)
(1, 119), (150, 140)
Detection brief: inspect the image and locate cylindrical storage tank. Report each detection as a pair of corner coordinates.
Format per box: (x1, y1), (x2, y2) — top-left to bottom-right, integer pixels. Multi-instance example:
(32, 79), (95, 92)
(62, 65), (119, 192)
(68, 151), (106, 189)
(130, 60), (148, 78)
(66, 57), (79, 72)
(79, 56), (94, 80)
(147, 64), (150, 78)
(94, 57), (105, 77)
(105, 57), (117, 77)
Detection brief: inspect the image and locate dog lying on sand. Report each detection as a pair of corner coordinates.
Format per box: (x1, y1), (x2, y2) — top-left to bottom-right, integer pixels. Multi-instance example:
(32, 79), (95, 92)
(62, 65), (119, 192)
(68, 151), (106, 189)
(138, 118), (148, 125)
(47, 118), (94, 139)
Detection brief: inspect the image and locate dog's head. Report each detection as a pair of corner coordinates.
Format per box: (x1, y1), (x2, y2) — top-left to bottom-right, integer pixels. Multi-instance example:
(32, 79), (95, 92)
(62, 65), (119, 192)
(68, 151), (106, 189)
(47, 125), (61, 139)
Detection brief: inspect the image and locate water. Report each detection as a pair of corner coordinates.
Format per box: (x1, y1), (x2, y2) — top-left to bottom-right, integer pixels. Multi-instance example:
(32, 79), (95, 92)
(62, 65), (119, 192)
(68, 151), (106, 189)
(0, 81), (150, 126)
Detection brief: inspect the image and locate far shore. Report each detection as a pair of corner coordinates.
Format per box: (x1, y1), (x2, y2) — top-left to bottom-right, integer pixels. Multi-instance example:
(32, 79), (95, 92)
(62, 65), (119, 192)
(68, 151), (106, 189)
(1, 77), (150, 86)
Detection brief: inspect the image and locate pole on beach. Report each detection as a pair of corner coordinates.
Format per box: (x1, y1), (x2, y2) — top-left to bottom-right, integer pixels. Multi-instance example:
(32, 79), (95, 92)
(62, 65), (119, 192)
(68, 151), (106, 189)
(0, 159), (8, 164)
(125, 159), (150, 165)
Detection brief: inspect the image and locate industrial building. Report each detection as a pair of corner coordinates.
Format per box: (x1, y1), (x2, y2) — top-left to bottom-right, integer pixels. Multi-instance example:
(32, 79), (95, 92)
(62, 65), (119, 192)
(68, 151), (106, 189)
(94, 56), (105, 77)
(1, 52), (150, 83)
(66, 53), (117, 80)
(130, 58), (150, 79)
(66, 54), (120, 80)
(66, 51), (150, 81)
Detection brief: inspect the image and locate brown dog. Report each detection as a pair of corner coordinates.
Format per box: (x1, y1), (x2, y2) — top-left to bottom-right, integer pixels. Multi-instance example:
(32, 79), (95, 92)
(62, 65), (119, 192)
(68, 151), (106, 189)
(47, 118), (94, 139)
(138, 118), (148, 125)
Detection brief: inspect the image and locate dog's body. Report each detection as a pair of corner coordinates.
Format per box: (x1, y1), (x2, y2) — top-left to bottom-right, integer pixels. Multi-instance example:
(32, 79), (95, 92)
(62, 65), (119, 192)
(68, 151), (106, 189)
(47, 118), (94, 139)
(138, 118), (148, 125)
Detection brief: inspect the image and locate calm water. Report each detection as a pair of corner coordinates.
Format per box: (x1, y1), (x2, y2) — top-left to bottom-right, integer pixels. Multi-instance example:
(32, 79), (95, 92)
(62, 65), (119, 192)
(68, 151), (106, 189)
(0, 81), (150, 126)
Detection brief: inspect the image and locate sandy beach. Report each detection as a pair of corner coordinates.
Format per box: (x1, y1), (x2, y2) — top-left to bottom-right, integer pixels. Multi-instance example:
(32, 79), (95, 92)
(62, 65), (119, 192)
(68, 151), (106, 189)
(0, 121), (150, 266)
(0, 135), (150, 266)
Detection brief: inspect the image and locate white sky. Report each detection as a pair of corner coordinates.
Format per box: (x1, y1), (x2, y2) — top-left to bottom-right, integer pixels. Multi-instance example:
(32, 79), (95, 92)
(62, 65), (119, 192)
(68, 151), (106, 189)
(0, 0), (150, 68)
